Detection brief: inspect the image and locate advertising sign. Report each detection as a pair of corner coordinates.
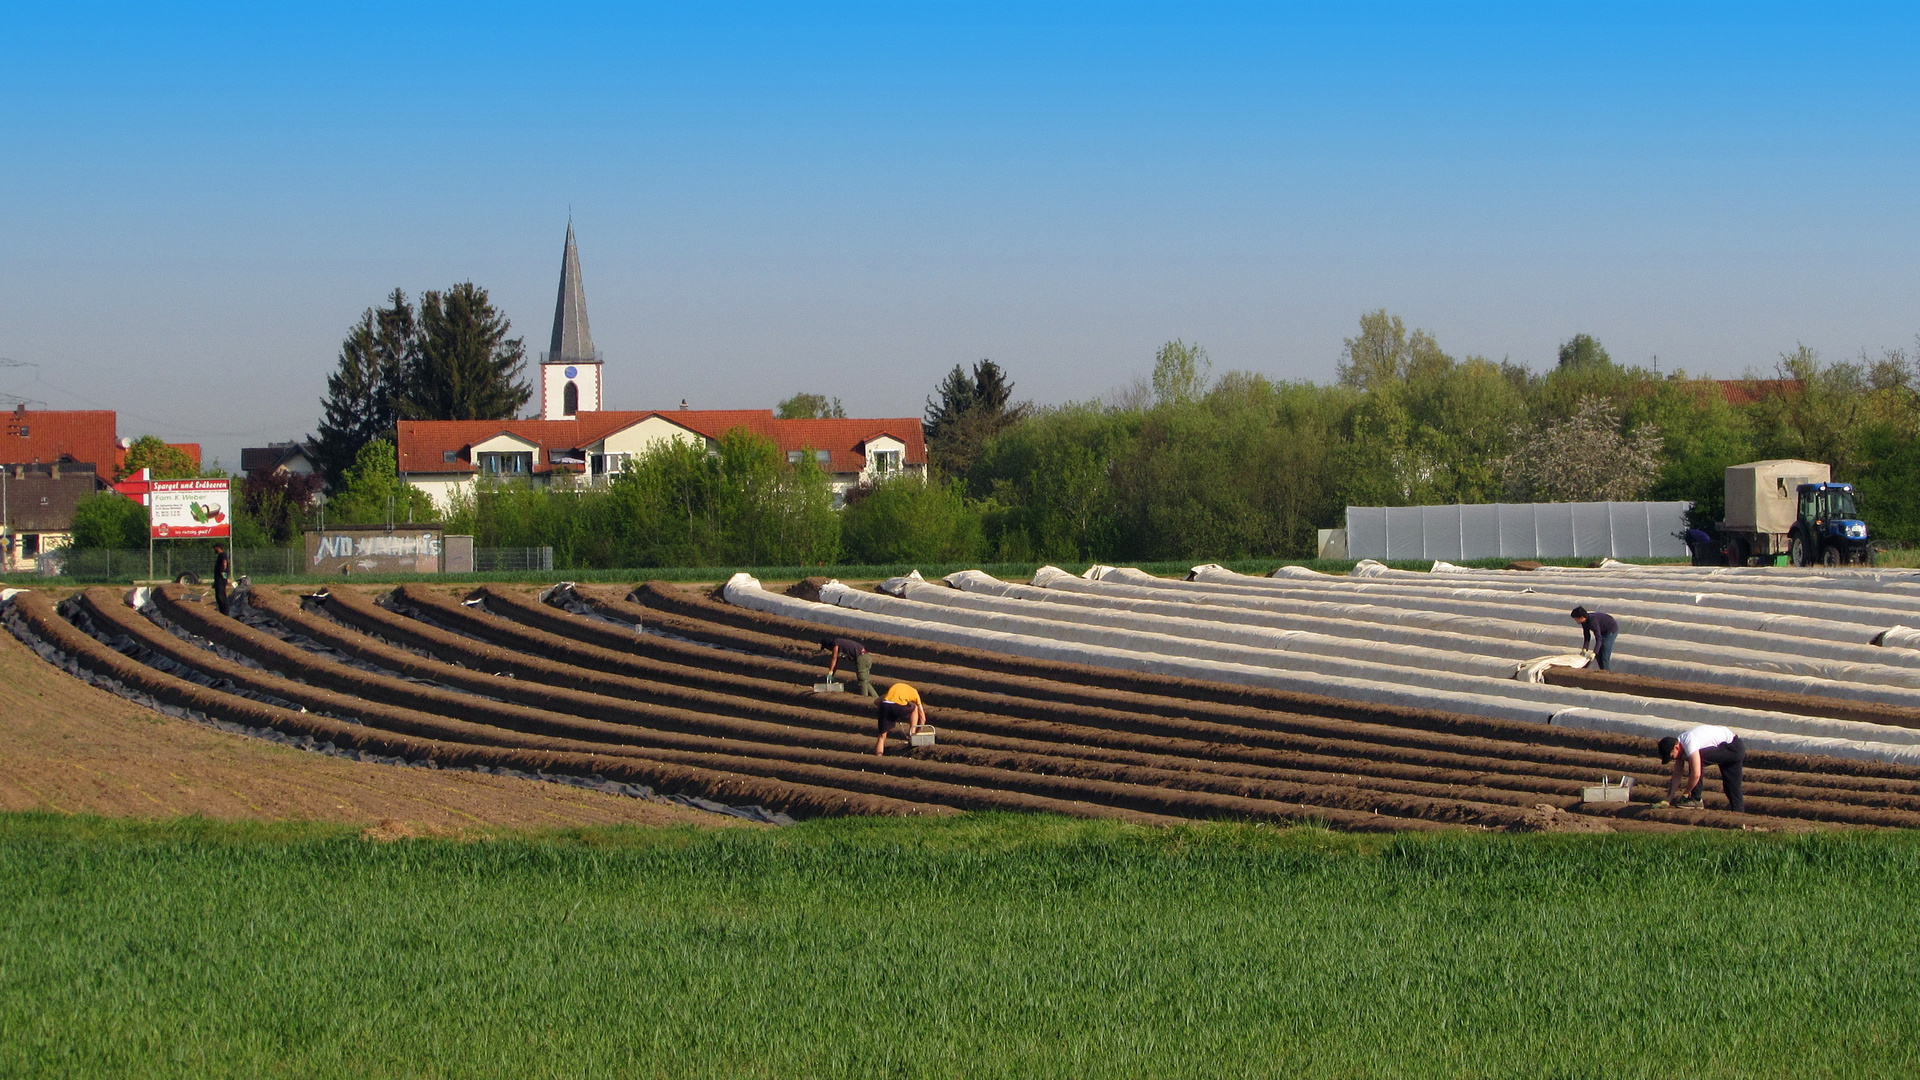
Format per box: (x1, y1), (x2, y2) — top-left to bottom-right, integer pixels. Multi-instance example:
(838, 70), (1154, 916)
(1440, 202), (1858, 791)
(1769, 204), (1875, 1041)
(149, 479), (232, 539)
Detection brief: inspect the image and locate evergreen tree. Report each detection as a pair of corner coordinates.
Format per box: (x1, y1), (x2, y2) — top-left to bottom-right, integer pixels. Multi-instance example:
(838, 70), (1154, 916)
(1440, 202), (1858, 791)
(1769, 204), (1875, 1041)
(924, 359), (1029, 481)
(314, 289), (415, 488)
(399, 282), (531, 422)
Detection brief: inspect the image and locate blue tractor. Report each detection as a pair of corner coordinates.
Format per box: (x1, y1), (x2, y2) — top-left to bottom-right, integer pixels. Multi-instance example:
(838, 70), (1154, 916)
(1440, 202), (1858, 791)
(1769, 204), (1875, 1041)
(1787, 482), (1872, 567)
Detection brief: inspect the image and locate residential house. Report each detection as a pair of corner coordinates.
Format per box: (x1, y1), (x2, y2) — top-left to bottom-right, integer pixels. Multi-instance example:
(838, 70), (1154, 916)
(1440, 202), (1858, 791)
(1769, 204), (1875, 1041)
(394, 223), (927, 510)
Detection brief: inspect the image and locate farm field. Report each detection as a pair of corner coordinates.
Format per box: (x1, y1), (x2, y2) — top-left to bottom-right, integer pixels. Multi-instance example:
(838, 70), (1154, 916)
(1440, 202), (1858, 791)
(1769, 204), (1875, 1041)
(0, 613), (751, 832)
(3, 812), (1918, 1078)
(11, 569), (1920, 831)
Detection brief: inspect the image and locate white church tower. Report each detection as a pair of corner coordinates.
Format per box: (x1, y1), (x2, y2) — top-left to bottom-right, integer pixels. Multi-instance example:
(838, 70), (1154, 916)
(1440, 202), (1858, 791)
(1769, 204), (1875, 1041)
(540, 221), (602, 420)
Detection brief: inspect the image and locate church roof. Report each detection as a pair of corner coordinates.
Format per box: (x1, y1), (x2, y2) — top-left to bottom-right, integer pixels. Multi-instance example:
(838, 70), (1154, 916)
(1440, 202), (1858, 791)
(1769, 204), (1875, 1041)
(548, 221), (596, 363)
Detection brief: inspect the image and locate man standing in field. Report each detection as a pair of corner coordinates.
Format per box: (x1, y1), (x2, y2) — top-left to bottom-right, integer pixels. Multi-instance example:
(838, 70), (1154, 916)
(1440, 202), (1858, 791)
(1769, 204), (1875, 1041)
(821, 636), (877, 697)
(874, 681), (928, 755)
(212, 543), (231, 616)
(1657, 725), (1746, 812)
(1570, 606), (1619, 671)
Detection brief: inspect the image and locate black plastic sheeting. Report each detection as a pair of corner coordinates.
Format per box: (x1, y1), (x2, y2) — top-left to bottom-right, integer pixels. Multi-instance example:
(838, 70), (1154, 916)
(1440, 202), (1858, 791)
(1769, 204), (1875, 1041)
(1, 594), (793, 826)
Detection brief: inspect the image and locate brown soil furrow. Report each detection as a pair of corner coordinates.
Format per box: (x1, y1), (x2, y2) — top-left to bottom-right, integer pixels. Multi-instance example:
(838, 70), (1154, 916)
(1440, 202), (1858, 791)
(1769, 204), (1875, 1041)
(60, 594), (1181, 826)
(105, 591), (1471, 829)
(252, 590), (1595, 809)
(635, 580), (1920, 784)
(1546, 666), (1920, 730)
(11, 592), (940, 820)
(464, 590), (1920, 823)
(577, 585), (1920, 803)
(440, 585), (1669, 777)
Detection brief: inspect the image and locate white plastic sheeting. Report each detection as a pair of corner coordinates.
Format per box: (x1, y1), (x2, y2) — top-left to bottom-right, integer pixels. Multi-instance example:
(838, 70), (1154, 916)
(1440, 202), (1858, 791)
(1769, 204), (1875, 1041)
(1035, 567), (1920, 708)
(1373, 560), (1920, 621)
(1345, 501), (1692, 560)
(847, 577), (1920, 746)
(1184, 564), (1920, 667)
(718, 573), (1920, 767)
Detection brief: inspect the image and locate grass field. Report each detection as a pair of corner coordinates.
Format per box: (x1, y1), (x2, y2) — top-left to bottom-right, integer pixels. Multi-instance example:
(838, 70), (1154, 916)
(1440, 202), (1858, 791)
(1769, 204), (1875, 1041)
(3, 813), (1915, 1078)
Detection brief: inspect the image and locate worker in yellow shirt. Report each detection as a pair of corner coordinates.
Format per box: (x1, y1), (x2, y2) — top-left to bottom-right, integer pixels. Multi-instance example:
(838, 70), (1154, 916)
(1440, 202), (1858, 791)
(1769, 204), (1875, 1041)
(874, 681), (928, 755)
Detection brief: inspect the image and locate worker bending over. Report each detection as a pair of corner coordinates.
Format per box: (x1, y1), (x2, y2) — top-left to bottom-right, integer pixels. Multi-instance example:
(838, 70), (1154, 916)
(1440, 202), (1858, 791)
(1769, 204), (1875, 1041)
(874, 682), (928, 755)
(1570, 606), (1619, 671)
(820, 636), (877, 697)
(1657, 724), (1746, 812)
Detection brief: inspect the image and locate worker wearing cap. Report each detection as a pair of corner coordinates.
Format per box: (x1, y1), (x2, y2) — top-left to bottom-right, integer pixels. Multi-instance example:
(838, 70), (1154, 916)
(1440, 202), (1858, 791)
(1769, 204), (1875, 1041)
(1570, 606), (1618, 671)
(1657, 725), (1746, 812)
(874, 682), (927, 755)
(821, 636), (876, 697)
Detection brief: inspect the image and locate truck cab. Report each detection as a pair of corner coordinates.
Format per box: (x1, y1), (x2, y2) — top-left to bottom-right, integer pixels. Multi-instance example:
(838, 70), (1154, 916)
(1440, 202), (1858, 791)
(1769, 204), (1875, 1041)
(1789, 482), (1871, 566)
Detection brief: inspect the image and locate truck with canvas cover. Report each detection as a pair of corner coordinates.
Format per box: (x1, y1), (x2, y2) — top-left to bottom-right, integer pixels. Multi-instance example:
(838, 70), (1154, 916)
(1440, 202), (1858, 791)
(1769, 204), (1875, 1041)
(1716, 459), (1873, 566)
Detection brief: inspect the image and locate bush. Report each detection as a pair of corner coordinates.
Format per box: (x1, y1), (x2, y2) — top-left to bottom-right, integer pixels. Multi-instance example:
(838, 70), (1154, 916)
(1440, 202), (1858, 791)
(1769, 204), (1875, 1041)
(67, 492), (149, 550)
(839, 475), (983, 564)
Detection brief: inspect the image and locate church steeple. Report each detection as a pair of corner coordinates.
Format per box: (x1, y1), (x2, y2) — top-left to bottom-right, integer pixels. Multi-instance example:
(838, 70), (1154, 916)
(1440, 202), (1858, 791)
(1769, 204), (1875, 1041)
(549, 220), (595, 362)
(540, 219), (603, 419)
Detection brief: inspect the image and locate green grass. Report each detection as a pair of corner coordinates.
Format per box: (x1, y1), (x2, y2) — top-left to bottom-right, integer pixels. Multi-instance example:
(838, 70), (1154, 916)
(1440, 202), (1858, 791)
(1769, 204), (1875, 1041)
(1, 812), (1914, 1078)
(2, 555), (1691, 588)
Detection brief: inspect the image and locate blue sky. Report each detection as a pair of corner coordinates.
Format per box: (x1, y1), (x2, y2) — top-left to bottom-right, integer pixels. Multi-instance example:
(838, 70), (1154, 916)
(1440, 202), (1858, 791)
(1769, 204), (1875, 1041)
(3, 3), (1918, 468)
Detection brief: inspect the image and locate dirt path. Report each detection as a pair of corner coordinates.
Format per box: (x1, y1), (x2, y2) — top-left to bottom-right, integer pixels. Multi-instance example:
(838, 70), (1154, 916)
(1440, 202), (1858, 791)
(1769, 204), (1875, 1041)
(0, 615), (759, 831)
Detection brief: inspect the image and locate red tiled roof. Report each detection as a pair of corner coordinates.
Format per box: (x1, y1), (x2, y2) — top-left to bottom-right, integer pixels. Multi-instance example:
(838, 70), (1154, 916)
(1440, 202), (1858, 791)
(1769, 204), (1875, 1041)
(1717, 379), (1799, 406)
(1, 408), (118, 471)
(399, 410), (926, 476)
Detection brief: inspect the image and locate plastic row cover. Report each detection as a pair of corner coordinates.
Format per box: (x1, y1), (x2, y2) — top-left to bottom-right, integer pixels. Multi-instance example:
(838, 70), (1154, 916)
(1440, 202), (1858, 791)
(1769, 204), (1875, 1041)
(719, 574), (1920, 766)
(1365, 560), (1920, 621)
(834, 576), (1920, 749)
(1186, 565), (1920, 670)
(1046, 568), (1920, 707)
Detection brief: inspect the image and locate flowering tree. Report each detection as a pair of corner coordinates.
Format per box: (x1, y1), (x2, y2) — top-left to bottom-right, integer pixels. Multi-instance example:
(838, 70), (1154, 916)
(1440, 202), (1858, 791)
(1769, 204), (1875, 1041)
(1501, 397), (1664, 502)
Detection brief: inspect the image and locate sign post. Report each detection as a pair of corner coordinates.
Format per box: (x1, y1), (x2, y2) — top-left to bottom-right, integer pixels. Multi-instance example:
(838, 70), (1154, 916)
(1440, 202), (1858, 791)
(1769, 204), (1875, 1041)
(147, 478), (231, 581)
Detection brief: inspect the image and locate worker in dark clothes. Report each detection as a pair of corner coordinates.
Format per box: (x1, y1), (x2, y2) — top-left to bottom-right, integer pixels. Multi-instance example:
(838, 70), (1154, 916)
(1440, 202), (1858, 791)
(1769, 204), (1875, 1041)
(1570, 606), (1618, 671)
(821, 636), (877, 697)
(1656, 725), (1746, 812)
(212, 543), (231, 616)
(874, 682), (928, 755)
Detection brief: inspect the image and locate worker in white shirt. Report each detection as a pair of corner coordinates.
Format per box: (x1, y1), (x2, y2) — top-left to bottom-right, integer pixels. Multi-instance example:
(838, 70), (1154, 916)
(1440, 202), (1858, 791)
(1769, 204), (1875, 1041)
(1656, 725), (1746, 812)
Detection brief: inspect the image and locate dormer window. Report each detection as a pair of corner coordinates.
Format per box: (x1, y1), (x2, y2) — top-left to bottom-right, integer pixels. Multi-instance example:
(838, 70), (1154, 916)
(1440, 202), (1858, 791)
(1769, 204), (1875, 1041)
(478, 451), (532, 475)
(870, 449), (901, 475)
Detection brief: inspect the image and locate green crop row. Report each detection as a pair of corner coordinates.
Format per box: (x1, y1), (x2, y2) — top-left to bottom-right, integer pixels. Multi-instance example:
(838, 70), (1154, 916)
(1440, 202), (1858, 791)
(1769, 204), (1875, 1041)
(2, 811), (1914, 1078)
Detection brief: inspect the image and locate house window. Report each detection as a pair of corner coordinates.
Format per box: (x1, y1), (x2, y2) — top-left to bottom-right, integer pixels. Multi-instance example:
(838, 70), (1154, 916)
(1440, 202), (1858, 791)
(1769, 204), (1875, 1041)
(442, 450), (458, 463)
(787, 450), (803, 464)
(478, 451), (533, 475)
(592, 453), (630, 476)
(22, 534), (40, 557)
(870, 449), (901, 475)
(816, 449), (831, 464)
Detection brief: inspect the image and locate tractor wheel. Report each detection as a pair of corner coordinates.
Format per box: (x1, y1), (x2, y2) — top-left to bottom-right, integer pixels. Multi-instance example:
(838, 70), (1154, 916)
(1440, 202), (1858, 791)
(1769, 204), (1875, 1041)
(1790, 535), (1810, 567)
(1823, 546), (1841, 567)
(1728, 537), (1751, 567)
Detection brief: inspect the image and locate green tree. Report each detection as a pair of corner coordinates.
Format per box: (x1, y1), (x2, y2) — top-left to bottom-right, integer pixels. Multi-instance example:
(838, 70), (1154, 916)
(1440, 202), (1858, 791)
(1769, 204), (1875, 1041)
(1151, 340), (1212, 405)
(776, 393), (847, 419)
(114, 435), (198, 481)
(1557, 333), (1614, 371)
(398, 282), (531, 422)
(924, 359), (1030, 483)
(315, 289), (415, 487)
(67, 492), (149, 549)
(1336, 310), (1448, 390)
(324, 439), (435, 525)
(840, 475), (983, 563)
